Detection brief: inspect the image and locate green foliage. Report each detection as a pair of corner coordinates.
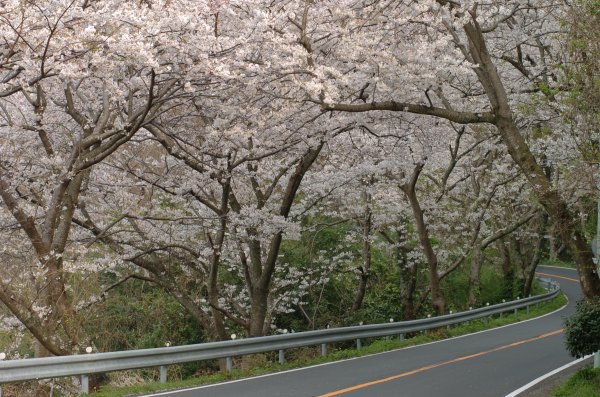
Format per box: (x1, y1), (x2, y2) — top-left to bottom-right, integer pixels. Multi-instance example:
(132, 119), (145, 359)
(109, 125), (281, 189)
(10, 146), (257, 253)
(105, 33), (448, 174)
(534, 81), (561, 102)
(89, 282), (200, 350)
(0, 330), (35, 359)
(440, 264), (524, 312)
(86, 278), (208, 377)
(440, 267), (470, 310)
(274, 217), (358, 331)
(553, 367), (600, 397)
(564, 298), (600, 358)
(277, 214), (537, 334)
(158, 196), (183, 210)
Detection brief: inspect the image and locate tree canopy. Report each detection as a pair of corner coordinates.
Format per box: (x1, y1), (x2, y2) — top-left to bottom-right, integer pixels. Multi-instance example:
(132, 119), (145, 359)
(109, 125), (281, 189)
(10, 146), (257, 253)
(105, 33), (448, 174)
(0, 0), (597, 374)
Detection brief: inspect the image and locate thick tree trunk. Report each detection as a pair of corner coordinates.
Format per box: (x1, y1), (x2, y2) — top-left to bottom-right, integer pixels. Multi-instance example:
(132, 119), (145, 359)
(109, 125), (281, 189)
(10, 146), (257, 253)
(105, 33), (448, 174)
(382, 227), (418, 320)
(398, 246), (418, 320)
(523, 267), (536, 297)
(209, 297), (228, 340)
(249, 287), (269, 337)
(351, 190), (372, 313)
(548, 233), (559, 261)
(208, 176), (232, 342)
(401, 165), (447, 315)
(400, 288), (416, 320)
(498, 239), (515, 299)
(507, 135), (600, 297)
(464, 19), (600, 299)
(523, 214), (546, 297)
(351, 274), (369, 313)
(467, 245), (483, 307)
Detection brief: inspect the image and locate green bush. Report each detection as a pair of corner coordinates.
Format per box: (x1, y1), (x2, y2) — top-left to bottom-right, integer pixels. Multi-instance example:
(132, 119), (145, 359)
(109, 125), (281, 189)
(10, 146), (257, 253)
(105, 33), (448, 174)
(86, 278), (209, 378)
(564, 298), (600, 358)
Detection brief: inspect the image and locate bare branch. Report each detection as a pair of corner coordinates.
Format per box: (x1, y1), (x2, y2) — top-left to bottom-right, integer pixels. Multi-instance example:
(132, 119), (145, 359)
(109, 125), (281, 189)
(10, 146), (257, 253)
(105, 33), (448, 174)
(323, 101), (495, 124)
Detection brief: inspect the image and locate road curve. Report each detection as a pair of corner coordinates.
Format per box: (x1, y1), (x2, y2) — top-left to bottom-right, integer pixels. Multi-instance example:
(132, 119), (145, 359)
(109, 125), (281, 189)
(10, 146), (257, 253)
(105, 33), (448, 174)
(140, 265), (581, 397)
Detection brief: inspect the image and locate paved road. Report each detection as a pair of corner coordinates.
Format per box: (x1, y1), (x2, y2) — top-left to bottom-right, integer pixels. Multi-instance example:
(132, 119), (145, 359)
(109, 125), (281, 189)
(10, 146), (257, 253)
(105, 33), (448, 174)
(141, 266), (581, 397)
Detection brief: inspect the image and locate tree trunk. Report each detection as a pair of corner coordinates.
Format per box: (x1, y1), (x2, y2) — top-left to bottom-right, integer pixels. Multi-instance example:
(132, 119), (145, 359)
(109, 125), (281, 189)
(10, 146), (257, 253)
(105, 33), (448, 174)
(548, 234), (558, 261)
(240, 144), (325, 337)
(382, 227), (418, 320)
(467, 245), (483, 306)
(547, 222), (562, 262)
(401, 165), (447, 315)
(498, 238), (515, 299)
(249, 287), (269, 337)
(398, 244), (418, 320)
(463, 19), (600, 299)
(208, 175), (232, 342)
(351, 190), (372, 313)
(351, 273), (369, 314)
(522, 214), (547, 296)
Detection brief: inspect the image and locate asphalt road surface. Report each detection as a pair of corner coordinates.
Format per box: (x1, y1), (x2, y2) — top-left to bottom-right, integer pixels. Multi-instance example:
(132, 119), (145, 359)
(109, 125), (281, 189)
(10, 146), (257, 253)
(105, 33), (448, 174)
(140, 265), (581, 397)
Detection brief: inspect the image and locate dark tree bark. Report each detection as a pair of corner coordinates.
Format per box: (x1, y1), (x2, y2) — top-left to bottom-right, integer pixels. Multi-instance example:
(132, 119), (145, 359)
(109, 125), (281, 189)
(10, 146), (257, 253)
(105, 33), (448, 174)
(498, 238), (515, 299)
(351, 189), (372, 313)
(400, 164), (448, 315)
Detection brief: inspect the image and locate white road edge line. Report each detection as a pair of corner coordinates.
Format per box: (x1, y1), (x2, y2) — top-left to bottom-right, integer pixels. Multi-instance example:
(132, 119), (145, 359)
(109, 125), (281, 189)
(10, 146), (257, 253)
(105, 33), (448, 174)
(140, 267), (575, 396)
(140, 308), (571, 396)
(141, 304), (569, 397)
(504, 355), (592, 397)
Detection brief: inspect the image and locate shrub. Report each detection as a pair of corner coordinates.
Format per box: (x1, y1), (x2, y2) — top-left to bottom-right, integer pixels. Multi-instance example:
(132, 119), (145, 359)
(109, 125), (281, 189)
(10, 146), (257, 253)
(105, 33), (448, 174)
(564, 297), (600, 358)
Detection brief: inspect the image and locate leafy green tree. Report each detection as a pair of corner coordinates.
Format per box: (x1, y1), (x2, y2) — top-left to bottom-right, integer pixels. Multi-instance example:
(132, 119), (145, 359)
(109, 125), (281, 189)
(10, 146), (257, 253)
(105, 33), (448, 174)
(564, 298), (600, 358)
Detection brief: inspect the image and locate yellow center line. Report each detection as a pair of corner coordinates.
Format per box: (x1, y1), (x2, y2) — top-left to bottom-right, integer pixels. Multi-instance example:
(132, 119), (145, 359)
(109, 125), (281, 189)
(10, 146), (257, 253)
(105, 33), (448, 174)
(316, 329), (564, 397)
(536, 272), (579, 283)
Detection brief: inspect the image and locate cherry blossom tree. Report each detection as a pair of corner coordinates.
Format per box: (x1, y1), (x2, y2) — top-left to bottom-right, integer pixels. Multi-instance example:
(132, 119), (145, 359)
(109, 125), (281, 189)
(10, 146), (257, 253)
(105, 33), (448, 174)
(80, 120), (344, 337)
(2, 2), (595, 368)
(303, 0), (600, 298)
(0, 0), (224, 355)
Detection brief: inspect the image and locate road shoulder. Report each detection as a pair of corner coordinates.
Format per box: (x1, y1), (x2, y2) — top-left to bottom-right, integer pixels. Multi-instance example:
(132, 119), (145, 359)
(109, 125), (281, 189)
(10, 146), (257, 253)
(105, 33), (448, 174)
(508, 356), (593, 397)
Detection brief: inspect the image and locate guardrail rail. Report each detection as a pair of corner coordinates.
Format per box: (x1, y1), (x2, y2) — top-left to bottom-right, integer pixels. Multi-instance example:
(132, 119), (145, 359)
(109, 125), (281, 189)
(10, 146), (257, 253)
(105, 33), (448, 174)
(0, 278), (560, 395)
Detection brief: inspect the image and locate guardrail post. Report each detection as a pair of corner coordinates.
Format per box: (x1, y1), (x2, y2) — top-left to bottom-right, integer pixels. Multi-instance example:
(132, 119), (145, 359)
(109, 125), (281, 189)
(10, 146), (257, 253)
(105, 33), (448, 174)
(526, 305), (530, 315)
(467, 307), (472, 325)
(321, 343), (327, 356)
(160, 365), (168, 383)
(400, 333), (404, 341)
(81, 374), (89, 394)
(513, 308), (517, 316)
(226, 356), (233, 372)
(356, 339), (362, 350)
(278, 349), (285, 364)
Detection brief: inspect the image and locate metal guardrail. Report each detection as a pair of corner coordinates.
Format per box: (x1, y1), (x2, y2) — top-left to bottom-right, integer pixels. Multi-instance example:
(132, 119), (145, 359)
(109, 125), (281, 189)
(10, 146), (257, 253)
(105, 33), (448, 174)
(0, 278), (560, 394)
